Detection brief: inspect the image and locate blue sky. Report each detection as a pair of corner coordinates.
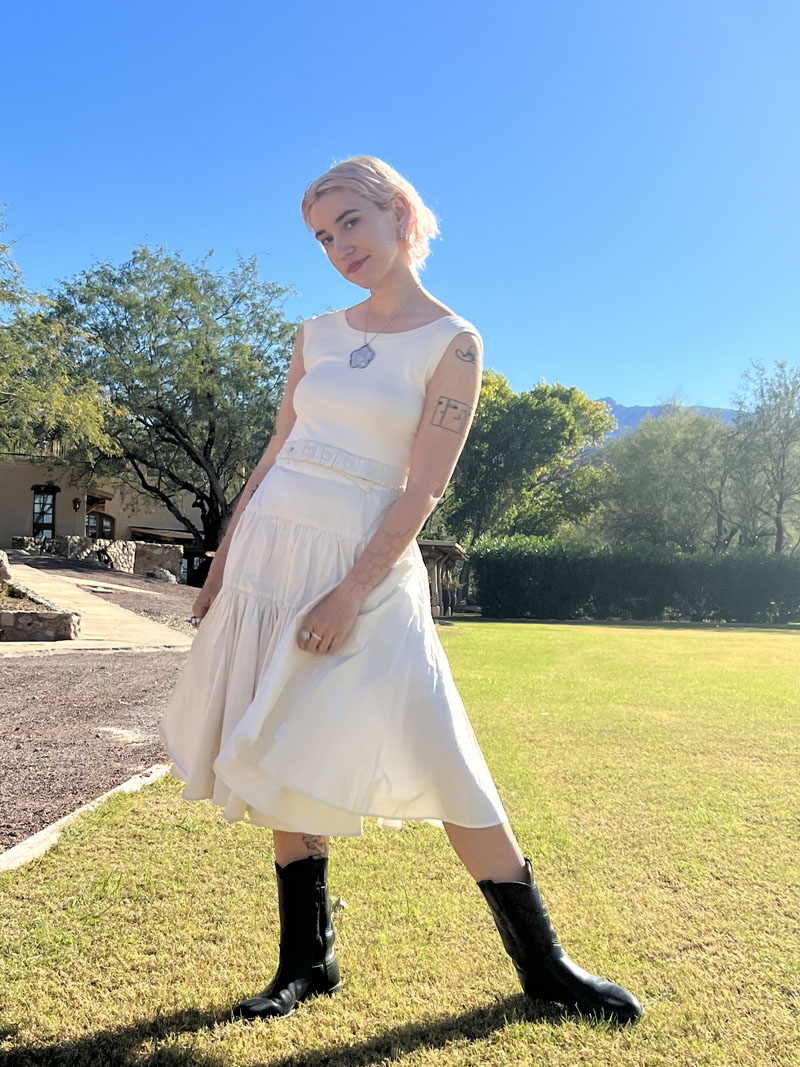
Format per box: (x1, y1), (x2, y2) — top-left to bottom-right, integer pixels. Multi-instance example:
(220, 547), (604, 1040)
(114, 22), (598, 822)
(3, 0), (799, 408)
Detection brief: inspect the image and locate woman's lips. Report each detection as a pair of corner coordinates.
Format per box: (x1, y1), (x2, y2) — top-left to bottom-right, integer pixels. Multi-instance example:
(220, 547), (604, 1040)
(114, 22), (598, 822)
(347, 257), (368, 274)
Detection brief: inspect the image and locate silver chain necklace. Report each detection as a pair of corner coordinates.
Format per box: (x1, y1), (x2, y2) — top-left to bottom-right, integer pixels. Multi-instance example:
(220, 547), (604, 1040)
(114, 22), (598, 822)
(349, 282), (422, 369)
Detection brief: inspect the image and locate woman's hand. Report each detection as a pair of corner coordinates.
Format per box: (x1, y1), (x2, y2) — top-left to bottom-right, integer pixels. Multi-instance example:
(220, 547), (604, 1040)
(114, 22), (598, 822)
(297, 584), (362, 655)
(190, 577), (223, 629)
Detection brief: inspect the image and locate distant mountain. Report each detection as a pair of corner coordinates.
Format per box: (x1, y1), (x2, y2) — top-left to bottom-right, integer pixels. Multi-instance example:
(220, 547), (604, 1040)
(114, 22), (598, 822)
(597, 398), (737, 438)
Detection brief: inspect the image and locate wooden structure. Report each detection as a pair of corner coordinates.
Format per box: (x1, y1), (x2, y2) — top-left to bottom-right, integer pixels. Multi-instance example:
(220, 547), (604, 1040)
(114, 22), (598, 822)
(417, 539), (469, 617)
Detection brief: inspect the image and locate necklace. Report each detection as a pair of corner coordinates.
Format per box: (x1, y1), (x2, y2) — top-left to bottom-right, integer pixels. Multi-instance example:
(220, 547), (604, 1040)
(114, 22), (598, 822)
(349, 282), (422, 369)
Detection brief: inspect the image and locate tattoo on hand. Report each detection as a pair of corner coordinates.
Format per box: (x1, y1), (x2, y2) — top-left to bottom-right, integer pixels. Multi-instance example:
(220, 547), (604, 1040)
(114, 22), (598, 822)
(455, 346), (478, 363)
(302, 834), (329, 857)
(431, 396), (473, 434)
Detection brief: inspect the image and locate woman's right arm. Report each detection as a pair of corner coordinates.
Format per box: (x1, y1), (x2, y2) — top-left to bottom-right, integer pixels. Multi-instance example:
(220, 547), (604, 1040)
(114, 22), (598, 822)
(192, 324), (307, 621)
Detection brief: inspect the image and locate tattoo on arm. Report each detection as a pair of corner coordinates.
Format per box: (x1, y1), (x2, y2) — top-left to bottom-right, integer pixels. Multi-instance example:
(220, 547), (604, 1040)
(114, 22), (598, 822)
(431, 396), (473, 434)
(302, 834), (330, 857)
(455, 345), (478, 363)
(347, 525), (417, 597)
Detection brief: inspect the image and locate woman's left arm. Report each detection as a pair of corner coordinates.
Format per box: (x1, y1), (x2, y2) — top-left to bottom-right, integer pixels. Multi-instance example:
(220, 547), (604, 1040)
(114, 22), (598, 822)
(297, 331), (482, 654)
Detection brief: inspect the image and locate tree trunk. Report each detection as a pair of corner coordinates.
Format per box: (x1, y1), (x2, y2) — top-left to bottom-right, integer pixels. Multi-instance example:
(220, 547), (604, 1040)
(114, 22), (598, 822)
(775, 495), (785, 554)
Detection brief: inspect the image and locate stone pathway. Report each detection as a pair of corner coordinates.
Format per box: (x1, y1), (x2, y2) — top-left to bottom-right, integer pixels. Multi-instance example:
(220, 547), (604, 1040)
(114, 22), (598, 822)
(1, 556), (193, 656)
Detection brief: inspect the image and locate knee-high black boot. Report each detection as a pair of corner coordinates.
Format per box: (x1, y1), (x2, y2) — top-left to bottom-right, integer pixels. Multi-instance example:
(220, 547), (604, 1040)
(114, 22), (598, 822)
(478, 857), (643, 1022)
(232, 854), (342, 1021)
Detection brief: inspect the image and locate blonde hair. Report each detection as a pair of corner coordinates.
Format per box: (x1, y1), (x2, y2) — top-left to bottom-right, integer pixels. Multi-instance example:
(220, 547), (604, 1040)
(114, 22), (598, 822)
(301, 155), (440, 270)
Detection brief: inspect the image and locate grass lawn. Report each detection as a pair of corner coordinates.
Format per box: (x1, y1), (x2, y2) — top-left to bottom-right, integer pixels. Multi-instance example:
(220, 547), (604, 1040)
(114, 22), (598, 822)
(1, 622), (798, 1067)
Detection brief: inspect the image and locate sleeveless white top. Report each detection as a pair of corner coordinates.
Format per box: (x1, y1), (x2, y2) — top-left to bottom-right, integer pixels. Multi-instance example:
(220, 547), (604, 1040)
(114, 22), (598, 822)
(286, 309), (480, 474)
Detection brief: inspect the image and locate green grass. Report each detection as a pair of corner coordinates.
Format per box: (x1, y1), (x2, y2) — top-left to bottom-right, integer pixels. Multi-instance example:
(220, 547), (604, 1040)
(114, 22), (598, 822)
(1, 622), (798, 1066)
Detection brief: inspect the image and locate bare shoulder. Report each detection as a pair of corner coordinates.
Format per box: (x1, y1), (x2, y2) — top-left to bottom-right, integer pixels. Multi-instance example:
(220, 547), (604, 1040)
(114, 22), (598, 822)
(448, 329), (483, 366)
(432, 330), (483, 379)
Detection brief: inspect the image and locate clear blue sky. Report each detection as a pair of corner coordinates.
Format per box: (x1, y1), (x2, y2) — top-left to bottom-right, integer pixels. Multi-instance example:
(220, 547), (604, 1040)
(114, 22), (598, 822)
(3, 0), (799, 408)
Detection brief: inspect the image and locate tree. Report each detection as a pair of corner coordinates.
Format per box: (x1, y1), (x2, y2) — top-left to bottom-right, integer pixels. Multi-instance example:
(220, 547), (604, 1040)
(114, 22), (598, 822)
(601, 406), (738, 552)
(733, 361), (800, 553)
(600, 382), (800, 555)
(53, 244), (296, 550)
(434, 370), (614, 545)
(0, 209), (116, 457)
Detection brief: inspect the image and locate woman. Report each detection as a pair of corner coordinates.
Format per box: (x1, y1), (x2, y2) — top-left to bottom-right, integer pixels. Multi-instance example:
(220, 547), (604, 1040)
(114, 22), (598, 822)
(158, 156), (643, 1024)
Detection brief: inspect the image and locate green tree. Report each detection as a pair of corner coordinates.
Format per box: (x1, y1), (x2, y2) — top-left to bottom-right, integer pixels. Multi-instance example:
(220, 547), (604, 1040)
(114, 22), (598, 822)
(602, 405), (737, 552)
(733, 361), (800, 553)
(0, 209), (115, 457)
(435, 371), (614, 545)
(54, 244), (296, 549)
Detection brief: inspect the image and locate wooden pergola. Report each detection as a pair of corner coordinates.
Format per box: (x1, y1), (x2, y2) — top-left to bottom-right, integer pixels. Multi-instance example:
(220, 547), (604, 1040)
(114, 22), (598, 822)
(417, 539), (469, 617)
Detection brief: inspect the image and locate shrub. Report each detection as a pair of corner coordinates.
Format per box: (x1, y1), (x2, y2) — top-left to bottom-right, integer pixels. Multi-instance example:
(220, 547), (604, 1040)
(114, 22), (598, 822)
(470, 540), (800, 623)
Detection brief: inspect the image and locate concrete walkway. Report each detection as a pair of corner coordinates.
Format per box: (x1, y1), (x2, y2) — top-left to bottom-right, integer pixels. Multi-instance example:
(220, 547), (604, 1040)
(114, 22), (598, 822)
(1, 558), (193, 656)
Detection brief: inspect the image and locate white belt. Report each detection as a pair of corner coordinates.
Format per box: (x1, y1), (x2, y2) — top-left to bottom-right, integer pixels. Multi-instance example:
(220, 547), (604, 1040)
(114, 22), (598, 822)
(277, 438), (408, 491)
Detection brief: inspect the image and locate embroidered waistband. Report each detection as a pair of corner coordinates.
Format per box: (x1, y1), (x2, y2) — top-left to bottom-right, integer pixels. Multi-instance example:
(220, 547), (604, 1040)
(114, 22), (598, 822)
(276, 438), (408, 491)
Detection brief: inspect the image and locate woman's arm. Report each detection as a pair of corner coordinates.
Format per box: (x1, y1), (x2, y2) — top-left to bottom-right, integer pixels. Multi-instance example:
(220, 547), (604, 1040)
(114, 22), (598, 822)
(297, 330), (481, 653)
(339, 330), (482, 603)
(197, 324), (306, 598)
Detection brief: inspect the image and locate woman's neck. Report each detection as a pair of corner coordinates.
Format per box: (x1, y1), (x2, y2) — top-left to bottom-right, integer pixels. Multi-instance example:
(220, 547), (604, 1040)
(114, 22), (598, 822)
(366, 267), (425, 319)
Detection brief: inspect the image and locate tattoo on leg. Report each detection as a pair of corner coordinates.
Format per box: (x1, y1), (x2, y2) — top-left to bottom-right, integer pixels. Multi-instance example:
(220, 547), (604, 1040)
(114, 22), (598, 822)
(302, 834), (329, 857)
(431, 396), (473, 434)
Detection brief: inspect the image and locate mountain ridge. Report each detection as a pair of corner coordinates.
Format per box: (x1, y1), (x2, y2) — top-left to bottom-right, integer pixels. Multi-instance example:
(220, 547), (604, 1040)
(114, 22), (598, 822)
(598, 397), (737, 437)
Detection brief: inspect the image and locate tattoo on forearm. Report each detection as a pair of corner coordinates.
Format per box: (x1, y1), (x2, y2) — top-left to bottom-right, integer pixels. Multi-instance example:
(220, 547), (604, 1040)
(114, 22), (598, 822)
(348, 525), (417, 595)
(455, 346), (478, 363)
(431, 396), (473, 434)
(302, 834), (329, 857)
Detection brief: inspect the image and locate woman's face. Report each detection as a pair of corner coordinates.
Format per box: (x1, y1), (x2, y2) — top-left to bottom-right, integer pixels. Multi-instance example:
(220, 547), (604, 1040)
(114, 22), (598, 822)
(308, 187), (407, 288)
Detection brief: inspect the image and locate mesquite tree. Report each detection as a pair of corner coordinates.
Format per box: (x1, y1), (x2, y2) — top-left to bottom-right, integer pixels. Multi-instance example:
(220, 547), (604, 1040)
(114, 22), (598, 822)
(53, 244), (296, 549)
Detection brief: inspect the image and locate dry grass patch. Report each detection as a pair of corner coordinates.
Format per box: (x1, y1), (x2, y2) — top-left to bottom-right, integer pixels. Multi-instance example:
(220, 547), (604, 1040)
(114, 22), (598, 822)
(1, 622), (798, 1066)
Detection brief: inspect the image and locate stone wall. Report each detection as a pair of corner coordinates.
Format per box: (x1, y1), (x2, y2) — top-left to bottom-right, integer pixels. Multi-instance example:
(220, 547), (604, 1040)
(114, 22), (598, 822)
(132, 542), (184, 580)
(0, 580), (81, 642)
(11, 535), (137, 573)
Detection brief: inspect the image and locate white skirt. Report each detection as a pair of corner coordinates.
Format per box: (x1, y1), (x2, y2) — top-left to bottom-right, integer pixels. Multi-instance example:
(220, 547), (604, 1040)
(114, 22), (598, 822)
(158, 456), (508, 837)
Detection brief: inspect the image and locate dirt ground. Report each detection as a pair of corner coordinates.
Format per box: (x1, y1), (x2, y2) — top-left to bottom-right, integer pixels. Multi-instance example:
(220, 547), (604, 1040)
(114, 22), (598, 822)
(1, 555), (198, 853)
(0, 648), (189, 852)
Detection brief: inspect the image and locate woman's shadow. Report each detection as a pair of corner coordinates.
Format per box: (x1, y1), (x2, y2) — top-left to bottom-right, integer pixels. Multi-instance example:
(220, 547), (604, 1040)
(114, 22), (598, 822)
(0, 991), (613, 1066)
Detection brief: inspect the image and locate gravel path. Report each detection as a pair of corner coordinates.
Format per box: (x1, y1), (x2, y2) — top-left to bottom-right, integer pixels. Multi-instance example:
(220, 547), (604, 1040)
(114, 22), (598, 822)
(0, 556), (199, 853)
(0, 649), (187, 852)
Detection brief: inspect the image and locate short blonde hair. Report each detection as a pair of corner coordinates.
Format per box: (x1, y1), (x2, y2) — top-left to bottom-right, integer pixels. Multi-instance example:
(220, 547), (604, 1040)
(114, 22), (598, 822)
(301, 155), (440, 270)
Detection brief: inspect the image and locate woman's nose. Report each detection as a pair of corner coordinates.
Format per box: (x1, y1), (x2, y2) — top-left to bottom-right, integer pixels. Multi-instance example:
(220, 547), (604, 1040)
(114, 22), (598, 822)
(333, 234), (354, 255)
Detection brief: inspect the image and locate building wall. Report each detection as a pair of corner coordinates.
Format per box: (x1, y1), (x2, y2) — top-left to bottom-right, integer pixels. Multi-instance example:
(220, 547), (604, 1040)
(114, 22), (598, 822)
(0, 457), (198, 548)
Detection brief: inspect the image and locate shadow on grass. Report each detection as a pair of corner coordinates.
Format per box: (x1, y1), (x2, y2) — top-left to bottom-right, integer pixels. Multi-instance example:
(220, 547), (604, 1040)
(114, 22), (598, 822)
(0, 992), (628, 1066)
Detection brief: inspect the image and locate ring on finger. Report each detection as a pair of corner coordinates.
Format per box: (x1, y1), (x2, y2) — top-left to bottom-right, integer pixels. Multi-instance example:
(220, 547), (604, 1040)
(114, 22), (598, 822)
(299, 627), (323, 643)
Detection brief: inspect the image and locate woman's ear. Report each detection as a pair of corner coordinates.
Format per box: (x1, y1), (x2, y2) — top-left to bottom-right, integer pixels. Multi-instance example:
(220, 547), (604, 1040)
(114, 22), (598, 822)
(392, 194), (410, 231)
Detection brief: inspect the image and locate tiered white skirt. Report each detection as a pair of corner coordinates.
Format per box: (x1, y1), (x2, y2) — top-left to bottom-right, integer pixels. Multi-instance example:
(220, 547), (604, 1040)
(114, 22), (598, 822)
(158, 457), (507, 837)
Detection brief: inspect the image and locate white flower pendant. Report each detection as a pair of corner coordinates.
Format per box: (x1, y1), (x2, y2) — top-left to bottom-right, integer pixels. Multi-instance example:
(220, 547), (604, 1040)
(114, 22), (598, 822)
(349, 344), (376, 369)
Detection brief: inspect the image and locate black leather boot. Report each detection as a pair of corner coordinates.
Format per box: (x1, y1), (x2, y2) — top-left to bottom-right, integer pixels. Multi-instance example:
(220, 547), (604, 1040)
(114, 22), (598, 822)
(232, 854), (342, 1021)
(478, 857), (643, 1022)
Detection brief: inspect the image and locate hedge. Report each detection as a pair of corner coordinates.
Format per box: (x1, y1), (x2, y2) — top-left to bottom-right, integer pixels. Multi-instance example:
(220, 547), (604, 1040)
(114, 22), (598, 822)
(470, 538), (800, 623)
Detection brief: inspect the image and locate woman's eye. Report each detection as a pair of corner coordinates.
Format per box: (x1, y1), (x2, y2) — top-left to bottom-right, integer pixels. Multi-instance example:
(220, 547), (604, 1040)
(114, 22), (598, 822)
(345, 217), (358, 228)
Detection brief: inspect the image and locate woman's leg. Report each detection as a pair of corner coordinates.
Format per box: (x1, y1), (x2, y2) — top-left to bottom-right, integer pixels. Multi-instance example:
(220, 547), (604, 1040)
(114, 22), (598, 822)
(443, 820), (526, 883)
(445, 821), (644, 1021)
(273, 829), (330, 867)
(232, 829), (339, 1021)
